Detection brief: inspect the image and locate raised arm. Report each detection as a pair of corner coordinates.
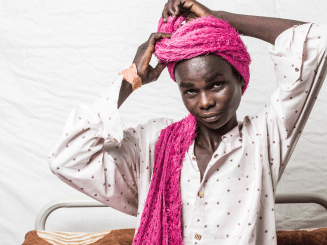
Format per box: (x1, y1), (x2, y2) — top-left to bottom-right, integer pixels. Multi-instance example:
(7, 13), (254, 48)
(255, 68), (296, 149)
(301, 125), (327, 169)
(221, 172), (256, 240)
(48, 81), (140, 216)
(214, 11), (306, 45)
(162, 0), (306, 44)
(49, 31), (172, 217)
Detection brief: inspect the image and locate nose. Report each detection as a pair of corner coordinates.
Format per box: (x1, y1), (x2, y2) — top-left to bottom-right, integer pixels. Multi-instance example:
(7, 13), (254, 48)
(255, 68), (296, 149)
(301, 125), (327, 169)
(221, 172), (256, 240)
(198, 91), (215, 110)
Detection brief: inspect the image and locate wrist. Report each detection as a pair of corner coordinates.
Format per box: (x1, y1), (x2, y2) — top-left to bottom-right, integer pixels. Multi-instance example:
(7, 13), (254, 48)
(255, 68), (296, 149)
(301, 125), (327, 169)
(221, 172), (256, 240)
(213, 11), (228, 21)
(119, 63), (142, 91)
(213, 11), (244, 35)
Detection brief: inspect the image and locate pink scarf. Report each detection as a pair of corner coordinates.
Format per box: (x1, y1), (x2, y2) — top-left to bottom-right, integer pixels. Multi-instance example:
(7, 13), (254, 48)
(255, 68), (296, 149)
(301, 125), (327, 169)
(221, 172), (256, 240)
(154, 15), (251, 93)
(133, 15), (251, 245)
(133, 114), (197, 245)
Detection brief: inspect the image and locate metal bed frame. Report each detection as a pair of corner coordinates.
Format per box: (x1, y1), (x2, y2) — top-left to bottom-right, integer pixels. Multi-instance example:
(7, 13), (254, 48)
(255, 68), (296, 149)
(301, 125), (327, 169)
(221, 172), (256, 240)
(35, 193), (327, 230)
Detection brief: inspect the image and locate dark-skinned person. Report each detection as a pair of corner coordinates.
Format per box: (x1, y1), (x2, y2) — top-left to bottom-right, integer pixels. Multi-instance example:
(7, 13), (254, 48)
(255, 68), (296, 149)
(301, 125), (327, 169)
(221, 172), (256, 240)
(49, 0), (327, 244)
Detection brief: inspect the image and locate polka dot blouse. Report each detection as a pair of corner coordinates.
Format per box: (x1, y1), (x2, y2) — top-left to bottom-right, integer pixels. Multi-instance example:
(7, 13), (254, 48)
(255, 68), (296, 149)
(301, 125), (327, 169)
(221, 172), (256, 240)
(49, 23), (327, 245)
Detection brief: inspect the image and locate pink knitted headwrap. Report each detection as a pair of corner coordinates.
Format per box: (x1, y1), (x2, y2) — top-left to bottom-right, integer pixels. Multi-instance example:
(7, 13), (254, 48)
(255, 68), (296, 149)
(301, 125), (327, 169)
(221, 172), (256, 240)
(154, 15), (251, 94)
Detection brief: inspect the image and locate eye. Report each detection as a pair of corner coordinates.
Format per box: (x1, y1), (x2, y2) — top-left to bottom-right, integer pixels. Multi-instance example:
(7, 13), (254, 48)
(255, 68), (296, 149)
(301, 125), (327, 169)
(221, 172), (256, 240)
(184, 89), (197, 97)
(212, 82), (224, 90)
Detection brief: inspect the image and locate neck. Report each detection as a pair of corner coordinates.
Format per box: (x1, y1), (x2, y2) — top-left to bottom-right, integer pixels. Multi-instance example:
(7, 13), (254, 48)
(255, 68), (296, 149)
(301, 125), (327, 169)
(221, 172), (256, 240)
(195, 114), (238, 152)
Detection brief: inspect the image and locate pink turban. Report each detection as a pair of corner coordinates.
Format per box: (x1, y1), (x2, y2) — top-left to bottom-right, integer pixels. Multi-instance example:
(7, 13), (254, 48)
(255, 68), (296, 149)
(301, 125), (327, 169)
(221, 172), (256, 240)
(154, 15), (251, 94)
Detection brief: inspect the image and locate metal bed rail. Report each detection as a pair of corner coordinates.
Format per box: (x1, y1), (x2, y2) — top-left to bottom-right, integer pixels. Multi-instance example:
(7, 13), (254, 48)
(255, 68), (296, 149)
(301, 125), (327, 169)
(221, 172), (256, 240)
(35, 193), (327, 230)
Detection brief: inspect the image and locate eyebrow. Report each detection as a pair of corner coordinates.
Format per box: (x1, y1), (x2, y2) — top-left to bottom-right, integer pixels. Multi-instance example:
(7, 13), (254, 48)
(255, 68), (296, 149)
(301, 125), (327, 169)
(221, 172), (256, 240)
(179, 71), (224, 88)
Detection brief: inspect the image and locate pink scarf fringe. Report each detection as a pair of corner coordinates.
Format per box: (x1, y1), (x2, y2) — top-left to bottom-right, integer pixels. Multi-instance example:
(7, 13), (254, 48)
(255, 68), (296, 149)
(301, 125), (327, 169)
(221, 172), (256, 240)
(133, 114), (197, 245)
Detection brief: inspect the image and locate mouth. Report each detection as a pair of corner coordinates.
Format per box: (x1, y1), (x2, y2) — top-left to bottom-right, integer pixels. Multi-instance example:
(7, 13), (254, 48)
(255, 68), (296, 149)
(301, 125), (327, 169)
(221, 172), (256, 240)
(199, 112), (223, 123)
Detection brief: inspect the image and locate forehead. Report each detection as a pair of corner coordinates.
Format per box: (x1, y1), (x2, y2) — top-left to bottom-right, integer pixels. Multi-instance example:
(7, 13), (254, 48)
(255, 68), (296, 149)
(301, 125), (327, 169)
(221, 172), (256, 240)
(174, 54), (233, 84)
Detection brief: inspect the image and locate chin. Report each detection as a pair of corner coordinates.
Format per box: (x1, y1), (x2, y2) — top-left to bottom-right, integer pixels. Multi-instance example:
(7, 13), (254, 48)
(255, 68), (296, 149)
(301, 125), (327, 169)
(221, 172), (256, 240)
(205, 122), (226, 130)
(197, 117), (224, 130)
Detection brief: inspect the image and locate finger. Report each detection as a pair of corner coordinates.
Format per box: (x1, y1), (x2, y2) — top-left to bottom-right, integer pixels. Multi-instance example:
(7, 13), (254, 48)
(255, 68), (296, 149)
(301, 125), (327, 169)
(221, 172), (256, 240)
(148, 32), (172, 50)
(162, 3), (169, 22)
(178, 1), (194, 16)
(172, 0), (182, 16)
(180, 0), (193, 10)
(172, 3), (180, 17)
(167, 1), (177, 18)
(144, 32), (171, 69)
(186, 12), (196, 22)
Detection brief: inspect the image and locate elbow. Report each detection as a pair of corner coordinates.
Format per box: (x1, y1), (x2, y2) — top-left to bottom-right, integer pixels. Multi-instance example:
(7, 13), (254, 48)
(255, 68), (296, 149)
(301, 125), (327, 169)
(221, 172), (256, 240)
(48, 153), (61, 175)
(48, 151), (71, 175)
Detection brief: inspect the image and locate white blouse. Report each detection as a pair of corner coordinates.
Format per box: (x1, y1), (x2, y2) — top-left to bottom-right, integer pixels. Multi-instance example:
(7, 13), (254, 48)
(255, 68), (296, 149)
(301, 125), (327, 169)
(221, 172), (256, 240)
(49, 23), (327, 245)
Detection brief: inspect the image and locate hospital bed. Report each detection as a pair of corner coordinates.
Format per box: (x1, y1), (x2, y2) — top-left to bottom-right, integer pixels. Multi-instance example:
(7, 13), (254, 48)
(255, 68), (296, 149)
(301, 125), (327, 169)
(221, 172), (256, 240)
(22, 193), (327, 244)
(24, 55), (327, 243)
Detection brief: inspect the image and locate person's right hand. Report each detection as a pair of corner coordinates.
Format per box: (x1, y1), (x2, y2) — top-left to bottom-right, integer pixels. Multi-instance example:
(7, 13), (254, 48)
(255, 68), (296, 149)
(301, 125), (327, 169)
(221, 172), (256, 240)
(132, 32), (171, 85)
(162, 0), (213, 23)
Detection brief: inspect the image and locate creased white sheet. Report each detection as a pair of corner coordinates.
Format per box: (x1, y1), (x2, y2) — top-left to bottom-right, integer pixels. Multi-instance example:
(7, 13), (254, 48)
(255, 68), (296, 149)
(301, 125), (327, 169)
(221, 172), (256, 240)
(0, 0), (326, 244)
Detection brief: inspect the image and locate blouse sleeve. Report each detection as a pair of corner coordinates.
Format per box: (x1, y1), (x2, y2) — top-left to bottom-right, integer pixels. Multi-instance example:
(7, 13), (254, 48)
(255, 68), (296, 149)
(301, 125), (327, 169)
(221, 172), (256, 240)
(48, 77), (140, 216)
(263, 23), (327, 184)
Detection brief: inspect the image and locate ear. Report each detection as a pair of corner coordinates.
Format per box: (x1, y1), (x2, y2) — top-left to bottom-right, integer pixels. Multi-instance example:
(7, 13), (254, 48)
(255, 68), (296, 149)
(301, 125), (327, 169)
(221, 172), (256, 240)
(236, 72), (245, 92)
(231, 66), (245, 92)
(240, 77), (245, 92)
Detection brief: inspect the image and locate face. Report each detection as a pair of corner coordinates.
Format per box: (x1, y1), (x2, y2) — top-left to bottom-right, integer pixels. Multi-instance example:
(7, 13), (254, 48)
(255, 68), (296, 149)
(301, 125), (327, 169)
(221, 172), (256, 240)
(175, 54), (245, 130)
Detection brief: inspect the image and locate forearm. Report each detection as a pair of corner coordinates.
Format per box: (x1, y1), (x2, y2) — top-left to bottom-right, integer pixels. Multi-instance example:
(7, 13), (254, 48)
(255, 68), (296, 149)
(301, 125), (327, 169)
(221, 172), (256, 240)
(214, 11), (306, 45)
(118, 79), (133, 109)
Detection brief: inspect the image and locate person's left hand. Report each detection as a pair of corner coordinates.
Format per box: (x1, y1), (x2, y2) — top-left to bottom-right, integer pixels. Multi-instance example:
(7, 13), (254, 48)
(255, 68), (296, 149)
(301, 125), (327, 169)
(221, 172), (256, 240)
(132, 32), (171, 85)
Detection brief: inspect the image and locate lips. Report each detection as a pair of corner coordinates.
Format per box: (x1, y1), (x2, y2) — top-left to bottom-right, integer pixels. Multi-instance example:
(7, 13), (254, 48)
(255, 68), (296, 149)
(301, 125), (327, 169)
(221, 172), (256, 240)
(199, 112), (223, 123)
(199, 112), (222, 118)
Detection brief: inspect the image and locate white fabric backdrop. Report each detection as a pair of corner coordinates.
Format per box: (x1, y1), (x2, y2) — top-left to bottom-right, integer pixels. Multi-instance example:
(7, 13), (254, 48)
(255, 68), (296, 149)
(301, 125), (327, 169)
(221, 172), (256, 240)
(0, 0), (326, 244)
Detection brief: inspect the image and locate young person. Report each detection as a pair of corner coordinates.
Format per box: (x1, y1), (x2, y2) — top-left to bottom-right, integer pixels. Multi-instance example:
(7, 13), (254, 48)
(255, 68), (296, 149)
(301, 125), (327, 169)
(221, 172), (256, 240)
(49, 0), (327, 244)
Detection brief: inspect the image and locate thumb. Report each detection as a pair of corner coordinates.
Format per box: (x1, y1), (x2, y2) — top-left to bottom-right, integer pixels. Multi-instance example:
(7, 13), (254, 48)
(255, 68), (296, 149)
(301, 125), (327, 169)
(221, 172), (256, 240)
(151, 62), (166, 81)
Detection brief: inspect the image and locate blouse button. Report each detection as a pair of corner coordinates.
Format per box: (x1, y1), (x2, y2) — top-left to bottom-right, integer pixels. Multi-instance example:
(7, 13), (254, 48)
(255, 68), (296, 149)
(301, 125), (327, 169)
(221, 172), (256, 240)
(192, 156), (196, 161)
(194, 233), (202, 240)
(239, 139), (242, 143)
(214, 154), (218, 158)
(198, 192), (204, 198)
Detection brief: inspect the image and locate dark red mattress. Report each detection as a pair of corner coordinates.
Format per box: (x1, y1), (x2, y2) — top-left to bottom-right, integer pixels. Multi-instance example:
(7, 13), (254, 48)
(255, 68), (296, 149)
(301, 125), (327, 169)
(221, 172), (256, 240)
(23, 227), (327, 245)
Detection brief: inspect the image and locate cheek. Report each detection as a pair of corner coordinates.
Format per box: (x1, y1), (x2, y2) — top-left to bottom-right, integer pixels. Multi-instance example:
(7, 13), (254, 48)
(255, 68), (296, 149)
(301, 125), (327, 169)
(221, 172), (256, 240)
(219, 86), (240, 109)
(215, 87), (231, 103)
(226, 87), (242, 110)
(180, 93), (201, 113)
(181, 96), (196, 111)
